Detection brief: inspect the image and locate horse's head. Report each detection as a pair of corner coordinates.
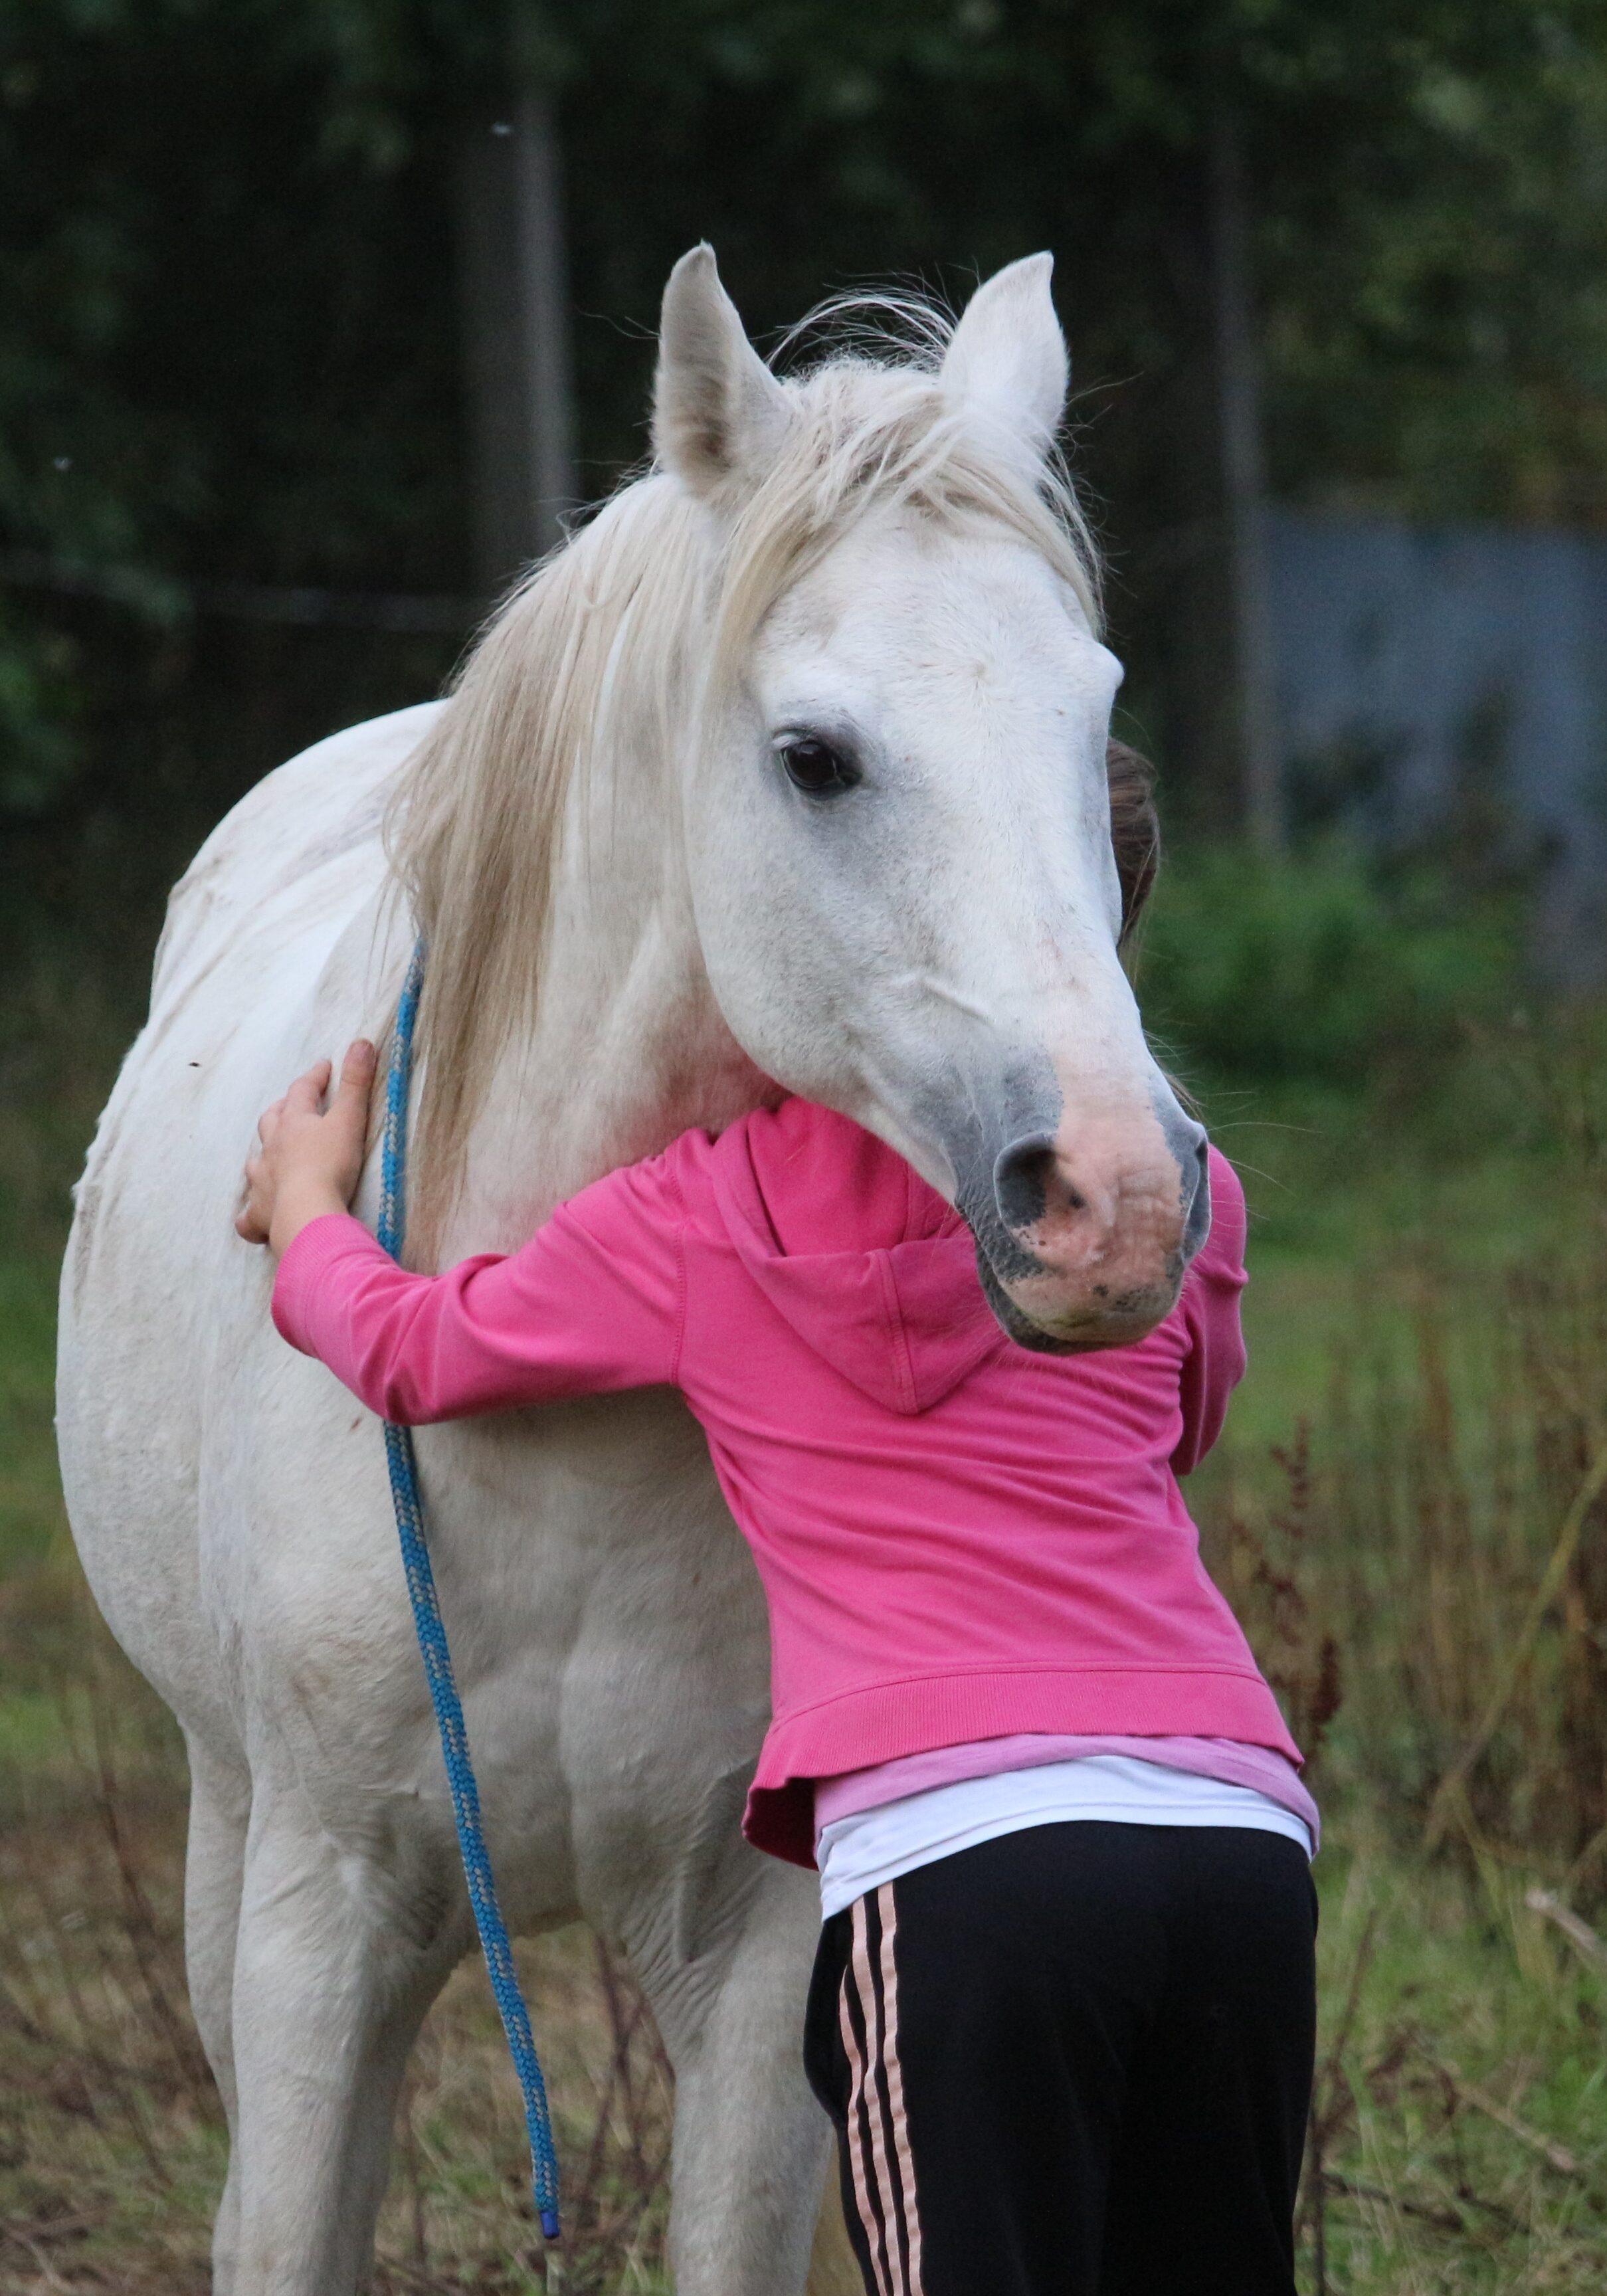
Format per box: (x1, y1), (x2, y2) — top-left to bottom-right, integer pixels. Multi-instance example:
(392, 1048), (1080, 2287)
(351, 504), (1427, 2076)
(656, 246), (1206, 1353)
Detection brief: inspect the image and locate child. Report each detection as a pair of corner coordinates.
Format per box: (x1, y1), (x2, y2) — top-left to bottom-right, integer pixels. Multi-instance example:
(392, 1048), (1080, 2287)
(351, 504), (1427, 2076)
(238, 748), (1317, 2296)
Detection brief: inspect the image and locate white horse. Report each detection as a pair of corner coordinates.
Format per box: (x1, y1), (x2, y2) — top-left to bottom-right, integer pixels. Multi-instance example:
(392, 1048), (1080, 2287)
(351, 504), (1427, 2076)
(57, 247), (1208, 2295)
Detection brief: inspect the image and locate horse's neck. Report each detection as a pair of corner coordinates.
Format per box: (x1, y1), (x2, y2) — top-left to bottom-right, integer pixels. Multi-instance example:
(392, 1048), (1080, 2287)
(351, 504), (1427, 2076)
(441, 812), (769, 1260)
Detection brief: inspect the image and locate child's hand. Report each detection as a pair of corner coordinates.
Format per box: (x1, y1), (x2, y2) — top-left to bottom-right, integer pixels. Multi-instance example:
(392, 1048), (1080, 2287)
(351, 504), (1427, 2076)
(236, 1039), (378, 1254)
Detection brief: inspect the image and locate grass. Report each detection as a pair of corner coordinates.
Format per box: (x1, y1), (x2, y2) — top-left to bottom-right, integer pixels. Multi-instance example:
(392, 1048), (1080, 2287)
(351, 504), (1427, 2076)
(1301, 1830), (1607, 2292)
(0, 1665), (678, 2295)
(4, 965), (1607, 2289)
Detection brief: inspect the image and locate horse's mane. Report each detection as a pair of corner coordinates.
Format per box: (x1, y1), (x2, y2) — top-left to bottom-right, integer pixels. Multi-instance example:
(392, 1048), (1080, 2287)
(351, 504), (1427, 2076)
(387, 288), (1101, 1242)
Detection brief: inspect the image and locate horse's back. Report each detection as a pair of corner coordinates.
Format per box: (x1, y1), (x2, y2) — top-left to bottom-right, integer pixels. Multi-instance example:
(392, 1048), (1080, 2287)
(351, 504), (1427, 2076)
(151, 701), (440, 1007)
(56, 704), (440, 1735)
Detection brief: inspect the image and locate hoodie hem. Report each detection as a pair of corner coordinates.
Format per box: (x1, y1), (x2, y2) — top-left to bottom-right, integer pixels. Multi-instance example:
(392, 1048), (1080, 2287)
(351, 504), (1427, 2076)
(743, 1666), (1303, 1867)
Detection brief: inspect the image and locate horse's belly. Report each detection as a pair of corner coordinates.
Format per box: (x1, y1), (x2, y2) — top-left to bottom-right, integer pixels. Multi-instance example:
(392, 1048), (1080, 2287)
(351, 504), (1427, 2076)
(68, 1182), (771, 1929)
(175, 1369), (765, 1941)
(57, 706), (436, 1738)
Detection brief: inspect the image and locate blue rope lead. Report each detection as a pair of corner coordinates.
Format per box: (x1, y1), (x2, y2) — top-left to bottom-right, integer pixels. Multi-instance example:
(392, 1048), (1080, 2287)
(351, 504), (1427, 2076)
(378, 939), (562, 2244)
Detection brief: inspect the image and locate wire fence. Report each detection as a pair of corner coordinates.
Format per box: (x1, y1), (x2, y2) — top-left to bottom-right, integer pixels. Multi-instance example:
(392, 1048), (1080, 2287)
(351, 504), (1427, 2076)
(0, 547), (482, 636)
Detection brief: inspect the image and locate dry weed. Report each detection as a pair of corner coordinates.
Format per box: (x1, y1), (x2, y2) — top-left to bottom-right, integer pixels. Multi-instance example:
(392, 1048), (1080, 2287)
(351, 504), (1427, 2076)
(0, 1633), (676, 2296)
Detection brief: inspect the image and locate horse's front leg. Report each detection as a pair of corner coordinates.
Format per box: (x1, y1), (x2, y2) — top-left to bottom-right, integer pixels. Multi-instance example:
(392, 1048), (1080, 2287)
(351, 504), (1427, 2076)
(615, 1793), (834, 2296)
(182, 1740), (252, 2295)
(225, 1767), (463, 2295)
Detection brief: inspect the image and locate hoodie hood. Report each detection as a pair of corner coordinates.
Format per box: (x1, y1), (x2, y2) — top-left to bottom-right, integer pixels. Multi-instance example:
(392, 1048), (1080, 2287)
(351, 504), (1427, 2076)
(708, 1098), (1006, 1416)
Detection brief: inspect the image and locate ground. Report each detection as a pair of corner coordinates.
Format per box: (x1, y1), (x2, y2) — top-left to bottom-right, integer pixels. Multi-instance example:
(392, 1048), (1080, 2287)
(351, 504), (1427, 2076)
(3, 1015), (1606, 2293)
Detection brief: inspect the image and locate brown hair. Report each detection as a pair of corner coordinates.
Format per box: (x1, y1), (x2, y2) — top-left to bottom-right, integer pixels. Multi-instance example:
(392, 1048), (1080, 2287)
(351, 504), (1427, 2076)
(1107, 738), (1160, 952)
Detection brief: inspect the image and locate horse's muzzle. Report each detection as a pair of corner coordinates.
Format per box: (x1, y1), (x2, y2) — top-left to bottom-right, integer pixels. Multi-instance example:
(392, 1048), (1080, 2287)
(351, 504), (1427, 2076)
(965, 1105), (1211, 1353)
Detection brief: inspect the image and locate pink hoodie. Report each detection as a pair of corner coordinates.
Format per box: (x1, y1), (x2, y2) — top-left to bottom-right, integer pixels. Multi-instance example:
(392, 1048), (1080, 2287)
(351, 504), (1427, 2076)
(273, 1099), (1300, 1866)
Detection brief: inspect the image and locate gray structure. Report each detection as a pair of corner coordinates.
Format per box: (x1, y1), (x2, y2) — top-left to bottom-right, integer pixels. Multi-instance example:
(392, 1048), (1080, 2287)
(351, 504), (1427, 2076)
(1266, 508), (1607, 977)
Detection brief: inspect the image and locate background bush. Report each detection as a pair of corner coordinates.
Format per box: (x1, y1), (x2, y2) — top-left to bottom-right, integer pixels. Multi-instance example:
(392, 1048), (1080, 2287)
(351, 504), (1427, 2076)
(1139, 840), (1523, 1092)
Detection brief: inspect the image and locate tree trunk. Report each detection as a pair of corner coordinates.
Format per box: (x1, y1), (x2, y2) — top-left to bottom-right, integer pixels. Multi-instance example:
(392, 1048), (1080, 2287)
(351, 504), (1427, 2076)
(1208, 108), (1283, 850)
(455, 92), (577, 593)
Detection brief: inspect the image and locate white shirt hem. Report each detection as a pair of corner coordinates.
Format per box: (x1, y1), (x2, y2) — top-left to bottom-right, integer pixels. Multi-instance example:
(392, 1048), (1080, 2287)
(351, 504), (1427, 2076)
(816, 1756), (1315, 1920)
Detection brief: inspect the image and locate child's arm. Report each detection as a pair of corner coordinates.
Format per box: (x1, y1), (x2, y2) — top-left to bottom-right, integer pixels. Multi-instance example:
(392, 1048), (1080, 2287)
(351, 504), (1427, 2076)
(1171, 1147), (1249, 1478)
(238, 1044), (684, 1425)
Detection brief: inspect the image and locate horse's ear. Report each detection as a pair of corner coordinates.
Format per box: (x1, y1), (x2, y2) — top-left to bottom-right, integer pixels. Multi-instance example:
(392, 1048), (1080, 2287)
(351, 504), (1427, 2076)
(941, 254), (1068, 464)
(654, 245), (792, 500)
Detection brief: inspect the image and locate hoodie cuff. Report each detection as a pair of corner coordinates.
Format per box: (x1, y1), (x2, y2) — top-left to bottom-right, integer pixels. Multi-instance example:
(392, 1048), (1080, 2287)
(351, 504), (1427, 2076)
(271, 1212), (388, 1355)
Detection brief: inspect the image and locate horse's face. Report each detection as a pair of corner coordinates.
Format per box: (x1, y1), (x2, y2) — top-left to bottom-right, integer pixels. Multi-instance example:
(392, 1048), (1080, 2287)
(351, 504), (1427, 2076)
(712, 516), (1207, 1353)
(658, 249), (1208, 1352)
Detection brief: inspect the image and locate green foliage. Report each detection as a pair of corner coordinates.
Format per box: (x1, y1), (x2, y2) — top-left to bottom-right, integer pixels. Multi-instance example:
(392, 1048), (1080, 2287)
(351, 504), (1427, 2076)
(1137, 840), (1519, 1089)
(4, 0), (1607, 849)
(0, 615), (76, 814)
(0, 0), (472, 843)
(1261, 13), (1607, 523)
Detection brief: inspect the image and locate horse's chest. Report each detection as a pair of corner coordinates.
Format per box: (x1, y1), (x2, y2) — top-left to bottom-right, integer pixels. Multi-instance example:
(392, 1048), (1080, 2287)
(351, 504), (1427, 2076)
(426, 1396), (774, 1896)
(429, 1388), (773, 1737)
(237, 1381), (771, 1847)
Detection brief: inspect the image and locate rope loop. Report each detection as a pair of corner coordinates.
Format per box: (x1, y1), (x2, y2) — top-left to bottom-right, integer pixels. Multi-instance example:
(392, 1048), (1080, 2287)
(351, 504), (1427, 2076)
(379, 937), (562, 2242)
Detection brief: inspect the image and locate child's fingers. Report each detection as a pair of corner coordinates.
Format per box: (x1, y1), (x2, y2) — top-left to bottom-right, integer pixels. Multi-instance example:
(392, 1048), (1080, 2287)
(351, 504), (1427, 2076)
(235, 1155), (270, 1242)
(239, 1046), (370, 1250)
(282, 1060), (334, 1119)
(327, 1041), (377, 1155)
(335, 1040), (377, 1111)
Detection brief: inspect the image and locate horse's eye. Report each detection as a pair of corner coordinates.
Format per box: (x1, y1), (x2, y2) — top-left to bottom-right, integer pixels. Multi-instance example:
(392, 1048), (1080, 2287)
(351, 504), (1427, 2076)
(777, 736), (859, 797)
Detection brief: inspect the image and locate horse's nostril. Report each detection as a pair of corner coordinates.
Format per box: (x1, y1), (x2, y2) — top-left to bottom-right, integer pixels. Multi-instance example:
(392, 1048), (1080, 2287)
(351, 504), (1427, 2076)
(1182, 1130), (1212, 1258)
(994, 1133), (1082, 1233)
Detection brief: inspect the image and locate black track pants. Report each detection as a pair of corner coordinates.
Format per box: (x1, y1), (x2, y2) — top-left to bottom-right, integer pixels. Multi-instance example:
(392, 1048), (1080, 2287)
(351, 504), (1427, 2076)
(804, 1822), (1317, 2296)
